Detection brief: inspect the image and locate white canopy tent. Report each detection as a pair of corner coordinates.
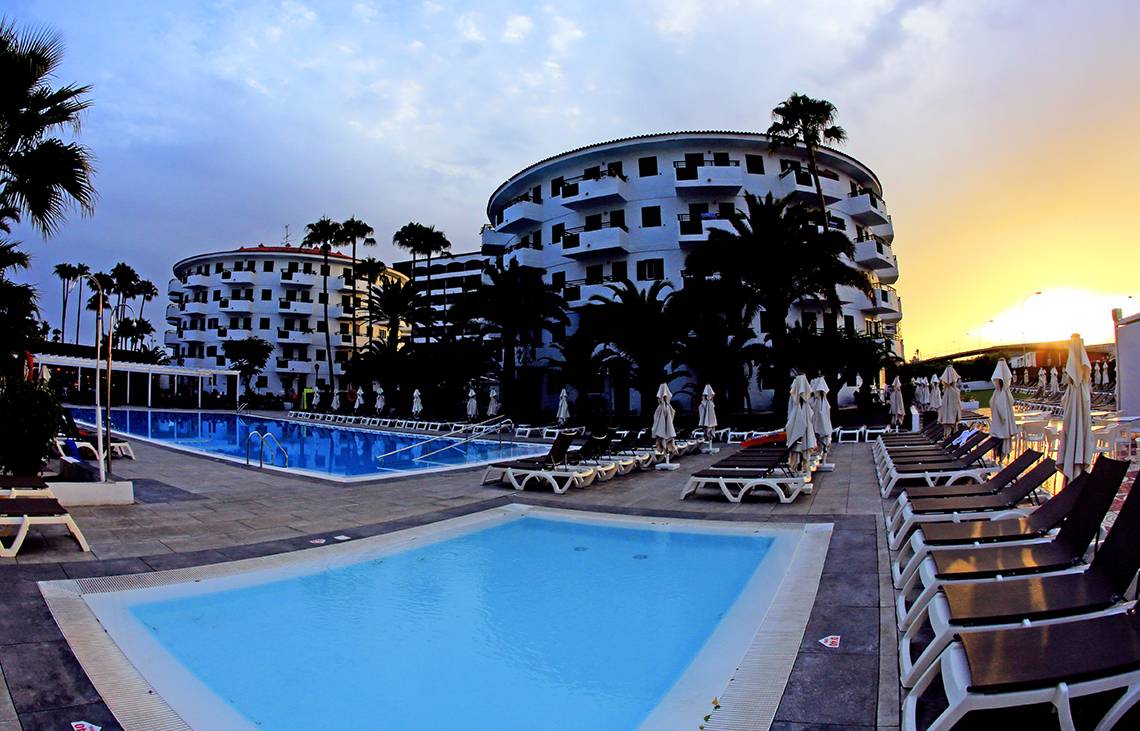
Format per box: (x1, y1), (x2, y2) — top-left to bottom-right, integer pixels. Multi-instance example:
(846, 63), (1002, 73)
(35, 353), (239, 409)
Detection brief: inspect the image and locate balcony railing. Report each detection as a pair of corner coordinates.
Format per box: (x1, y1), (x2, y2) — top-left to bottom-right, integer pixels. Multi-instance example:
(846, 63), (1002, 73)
(561, 221), (627, 249)
(677, 212), (739, 237)
(673, 158), (739, 181)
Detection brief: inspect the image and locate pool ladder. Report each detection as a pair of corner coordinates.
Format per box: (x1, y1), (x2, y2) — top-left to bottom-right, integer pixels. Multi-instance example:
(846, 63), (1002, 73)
(246, 431), (289, 469)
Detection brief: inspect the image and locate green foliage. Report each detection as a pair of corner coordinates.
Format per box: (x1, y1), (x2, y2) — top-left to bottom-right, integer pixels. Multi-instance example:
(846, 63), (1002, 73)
(223, 336), (273, 392)
(0, 379), (62, 475)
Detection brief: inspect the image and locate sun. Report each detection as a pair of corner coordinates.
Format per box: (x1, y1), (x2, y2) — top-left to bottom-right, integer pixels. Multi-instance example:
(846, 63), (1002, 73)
(972, 288), (1138, 347)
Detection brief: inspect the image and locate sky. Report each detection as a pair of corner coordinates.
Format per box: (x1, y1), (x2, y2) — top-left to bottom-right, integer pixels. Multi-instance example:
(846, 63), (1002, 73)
(7, 0), (1140, 358)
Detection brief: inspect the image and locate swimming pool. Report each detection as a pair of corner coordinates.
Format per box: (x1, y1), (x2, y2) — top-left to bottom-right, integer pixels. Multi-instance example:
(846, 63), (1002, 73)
(53, 507), (819, 730)
(69, 407), (546, 480)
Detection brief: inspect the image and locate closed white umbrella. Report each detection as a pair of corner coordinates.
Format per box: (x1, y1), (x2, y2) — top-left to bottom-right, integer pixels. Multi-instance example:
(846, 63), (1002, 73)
(698, 384), (717, 432)
(353, 389), (364, 413)
(785, 374), (816, 472)
(926, 376), (942, 413)
(374, 387), (385, 414)
(938, 365), (962, 436)
(989, 358), (1017, 457)
(411, 388), (423, 417)
(556, 388), (570, 425)
(1049, 367), (1060, 395)
(914, 378), (928, 409)
(1037, 367), (1047, 390)
(466, 388), (478, 420)
(487, 389), (499, 417)
(1097, 362), (1107, 387)
(1059, 334), (1094, 480)
(652, 383), (678, 469)
(811, 376), (833, 464)
(888, 376), (906, 427)
(311, 389), (321, 410)
(331, 392), (341, 413)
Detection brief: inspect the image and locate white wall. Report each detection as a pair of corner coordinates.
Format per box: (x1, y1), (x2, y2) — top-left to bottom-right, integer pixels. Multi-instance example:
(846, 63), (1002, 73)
(1116, 312), (1140, 414)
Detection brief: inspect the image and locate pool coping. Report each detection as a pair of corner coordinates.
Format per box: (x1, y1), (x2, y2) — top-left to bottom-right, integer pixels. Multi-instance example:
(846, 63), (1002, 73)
(70, 407), (548, 484)
(39, 505), (831, 731)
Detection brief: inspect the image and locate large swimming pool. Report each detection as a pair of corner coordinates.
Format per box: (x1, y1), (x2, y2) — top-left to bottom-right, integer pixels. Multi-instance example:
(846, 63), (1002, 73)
(70, 407), (545, 480)
(73, 508), (805, 730)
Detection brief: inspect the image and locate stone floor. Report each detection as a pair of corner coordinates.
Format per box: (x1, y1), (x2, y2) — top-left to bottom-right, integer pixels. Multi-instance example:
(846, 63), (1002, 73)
(0, 438), (899, 730)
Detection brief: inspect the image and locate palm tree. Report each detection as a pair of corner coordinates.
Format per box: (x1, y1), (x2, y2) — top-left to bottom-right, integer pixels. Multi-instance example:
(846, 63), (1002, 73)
(451, 259), (568, 414)
(0, 242), (38, 377)
(338, 217), (376, 360)
(302, 217), (342, 388)
(84, 271), (114, 345)
(52, 262), (77, 341)
(391, 222), (451, 342)
(133, 279), (158, 321)
(72, 262), (89, 343)
(362, 277), (426, 354)
(0, 19), (96, 237)
(540, 327), (610, 423)
(686, 192), (873, 417)
(584, 279), (685, 415)
(353, 256), (388, 349)
(767, 92), (847, 231)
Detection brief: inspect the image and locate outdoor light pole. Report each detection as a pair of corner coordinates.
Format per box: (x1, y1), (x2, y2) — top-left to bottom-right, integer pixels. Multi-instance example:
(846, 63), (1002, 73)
(81, 274), (106, 483)
(103, 302), (135, 479)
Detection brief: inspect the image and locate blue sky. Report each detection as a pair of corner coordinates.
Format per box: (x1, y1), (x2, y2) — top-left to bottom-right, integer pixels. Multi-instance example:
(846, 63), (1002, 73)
(8, 0), (1140, 354)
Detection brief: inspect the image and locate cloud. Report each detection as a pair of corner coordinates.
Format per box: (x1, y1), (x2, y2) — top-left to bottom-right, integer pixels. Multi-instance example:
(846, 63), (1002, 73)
(423, 1), (443, 13)
(280, 1), (317, 26)
(351, 2), (377, 23)
(408, 39), (425, 52)
(457, 12), (485, 42)
(502, 15), (533, 42)
(548, 14), (583, 54)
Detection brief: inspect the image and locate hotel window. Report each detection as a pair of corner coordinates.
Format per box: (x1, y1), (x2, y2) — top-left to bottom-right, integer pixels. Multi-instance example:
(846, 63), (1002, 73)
(551, 177), (564, 197)
(844, 315), (855, 334)
(585, 264), (604, 284)
(316, 349), (325, 361)
(532, 228), (542, 247)
(234, 261), (244, 271)
(261, 289), (272, 300)
(214, 262), (224, 273)
(259, 317), (270, 330)
(341, 294), (350, 307)
(263, 260), (274, 272)
(611, 260), (627, 281)
(212, 290), (221, 301)
(609, 209), (625, 229)
(207, 318), (218, 329)
(531, 184), (542, 203)
(636, 258), (664, 281)
(641, 205), (661, 228)
(551, 271), (566, 289)
(229, 316), (239, 328)
(551, 222), (565, 243)
(317, 321), (327, 332)
(745, 154), (765, 174)
(339, 322), (350, 334)
(318, 292), (327, 304)
(607, 161), (624, 178)
(638, 156), (658, 177)
(303, 262), (313, 273)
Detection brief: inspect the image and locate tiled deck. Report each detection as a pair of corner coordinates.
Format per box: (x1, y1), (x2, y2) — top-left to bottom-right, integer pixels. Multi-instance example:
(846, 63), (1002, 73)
(0, 439), (899, 731)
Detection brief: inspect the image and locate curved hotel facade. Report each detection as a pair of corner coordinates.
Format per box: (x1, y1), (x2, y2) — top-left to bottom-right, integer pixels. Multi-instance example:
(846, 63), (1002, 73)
(166, 245), (406, 395)
(476, 131), (902, 409)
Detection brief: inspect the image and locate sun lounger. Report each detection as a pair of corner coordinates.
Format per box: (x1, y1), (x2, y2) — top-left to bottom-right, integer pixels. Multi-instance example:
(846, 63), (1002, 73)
(480, 433), (597, 493)
(681, 443), (806, 503)
(899, 471), (1140, 687)
(0, 475), (55, 499)
(0, 497), (90, 557)
(895, 456), (1128, 630)
(903, 607), (1140, 731)
(836, 426), (864, 443)
(877, 436), (1001, 498)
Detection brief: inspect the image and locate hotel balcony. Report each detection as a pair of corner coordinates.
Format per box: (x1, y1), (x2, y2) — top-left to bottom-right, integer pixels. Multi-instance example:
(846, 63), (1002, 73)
(167, 278), (185, 295)
(852, 236), (896, 269)
(279, 270), (319, 287)
(677, 213), (737, 246)
(219, 298), (254, 313)
(877, 265), (899, 285)
(182, 301), (209, 315)
(277, 328), (312, 344)
(873, 219), (894, 244)
(163, 331), (179, 347)
(494, 197), (543, 234)
(275, 358), (313, 374)
(185, 273), (210, 289)
(561, 224), (630, 259)
(866, 285), (902, 320)
(504, 246), (544, 270)
(218, 327), (252, 341)
(182, 329), (207, 343)
(220, 269), (256, 285)
(480, 225), (514, 253)
(165, 303), (181, 322)
(772, 167), (845, 205)
(558, 173), (629, 210)
(562, 279), (618, 305)
(278, 299), (315, 315)
(673, 160), (743, 196)
(830, 190), (890, 227)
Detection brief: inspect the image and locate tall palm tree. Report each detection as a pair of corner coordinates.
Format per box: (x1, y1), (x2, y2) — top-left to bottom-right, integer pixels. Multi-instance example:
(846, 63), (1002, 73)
(52, 262), (77, 341)
(338, 217), (376, 360)
(451, 259), (568, 415)
(0, 243), (38, 377)
(72, 262), (89, 343)
(584, 279), (685, 415)
(540, 327), (610, 423)
(302, 217), (342, 388)
(108, 262), (138, 348)
(84, 271), (114, 346)
(686, 192), (873, 417)
(391, 222), (451, 342)
(362, 277), (426, 354)
(767, 92), (847, 231)
(133, 279), (158, 321)
(0, 19), (96, 237)
(353, 256), (387, 349)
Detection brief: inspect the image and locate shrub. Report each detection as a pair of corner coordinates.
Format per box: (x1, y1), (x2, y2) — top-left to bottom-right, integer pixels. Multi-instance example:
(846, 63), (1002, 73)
(0, 380), (63, 475)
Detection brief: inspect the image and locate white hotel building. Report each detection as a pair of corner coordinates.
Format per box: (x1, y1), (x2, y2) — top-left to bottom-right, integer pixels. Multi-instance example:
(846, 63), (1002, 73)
(165, 245), (407, 395)
(399, 131), (902, 411)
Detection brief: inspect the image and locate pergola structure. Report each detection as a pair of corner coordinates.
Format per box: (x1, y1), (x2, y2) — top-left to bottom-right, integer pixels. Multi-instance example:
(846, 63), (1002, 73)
(34, 353), (240, 409)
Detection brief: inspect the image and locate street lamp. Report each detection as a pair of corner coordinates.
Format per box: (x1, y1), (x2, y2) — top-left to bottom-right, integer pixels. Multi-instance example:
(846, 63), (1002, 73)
(1020, 290), (1043, 348)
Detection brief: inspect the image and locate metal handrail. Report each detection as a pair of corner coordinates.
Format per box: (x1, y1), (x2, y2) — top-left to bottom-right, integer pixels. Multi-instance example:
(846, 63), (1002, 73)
(376, 415), (510, 464)
(245, 431), (289, 468)
(413, 418), (513, 462)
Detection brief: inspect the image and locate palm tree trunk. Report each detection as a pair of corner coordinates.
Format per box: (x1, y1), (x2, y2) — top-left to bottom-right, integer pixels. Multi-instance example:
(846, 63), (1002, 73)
(350, 240), (358, 361)
(322, 251), (335, 391)
(60, 280), (69, 343)
(805, 142), (830, 231)
(74, 279), (83, 344)
(425, 251), (433, 343)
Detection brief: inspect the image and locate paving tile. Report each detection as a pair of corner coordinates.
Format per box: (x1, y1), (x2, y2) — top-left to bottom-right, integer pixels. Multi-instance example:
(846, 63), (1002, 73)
(0, 642), (100, 713)
(60, 557), (152, 580)
(0, 594), (64, 646)
(140, 548), (229, 571)
(800, 604), (879, 656)
(774, 653), (878, 726)
(813, 570), (879, 608)
(17, 701), (122, 731)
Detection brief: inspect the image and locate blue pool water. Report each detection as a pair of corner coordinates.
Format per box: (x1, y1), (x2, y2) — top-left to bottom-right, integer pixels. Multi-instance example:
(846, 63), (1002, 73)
(70, 407), (544, 478)
(118, 516), (778, 730)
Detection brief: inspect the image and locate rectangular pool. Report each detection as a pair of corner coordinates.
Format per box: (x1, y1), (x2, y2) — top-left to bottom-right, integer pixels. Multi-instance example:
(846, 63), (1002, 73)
(68, 507), (810, 730)
(69, 407), (546, 480)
